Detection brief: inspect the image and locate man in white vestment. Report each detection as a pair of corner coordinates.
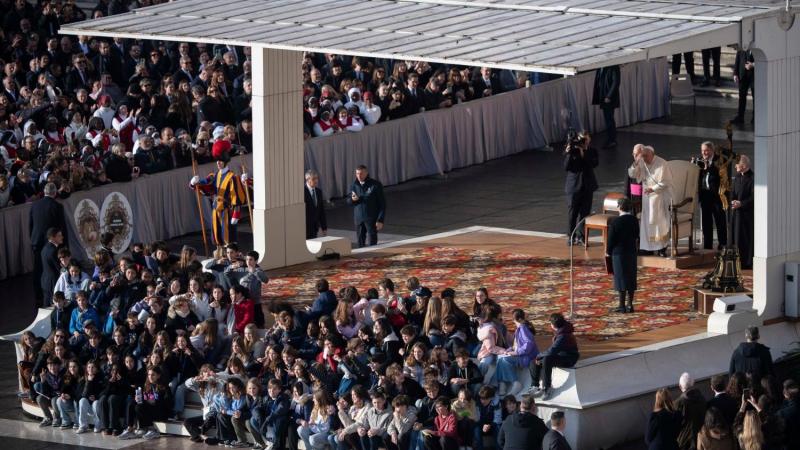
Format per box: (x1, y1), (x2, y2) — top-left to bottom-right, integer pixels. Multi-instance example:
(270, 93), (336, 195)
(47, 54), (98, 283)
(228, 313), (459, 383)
(628, 145), (673, 256)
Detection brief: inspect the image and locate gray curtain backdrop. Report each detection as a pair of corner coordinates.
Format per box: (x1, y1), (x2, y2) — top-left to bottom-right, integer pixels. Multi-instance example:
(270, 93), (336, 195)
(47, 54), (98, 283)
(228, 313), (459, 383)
(0, 155), (252, 280)
(0, 58), (669, 280)
(306, 58), (670, 199)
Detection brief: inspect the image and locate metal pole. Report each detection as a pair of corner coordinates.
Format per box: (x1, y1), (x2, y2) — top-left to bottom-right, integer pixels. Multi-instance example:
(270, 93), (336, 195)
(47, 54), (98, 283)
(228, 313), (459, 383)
(568, 215), (591, 319)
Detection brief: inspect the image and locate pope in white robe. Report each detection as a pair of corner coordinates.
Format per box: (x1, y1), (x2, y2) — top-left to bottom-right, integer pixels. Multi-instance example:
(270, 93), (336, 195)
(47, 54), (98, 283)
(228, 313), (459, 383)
(628, 146), (673, 252)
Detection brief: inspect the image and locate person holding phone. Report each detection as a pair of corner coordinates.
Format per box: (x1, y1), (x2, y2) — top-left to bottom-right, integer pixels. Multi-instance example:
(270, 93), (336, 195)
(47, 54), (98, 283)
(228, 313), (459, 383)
(347, 165), (386, 248)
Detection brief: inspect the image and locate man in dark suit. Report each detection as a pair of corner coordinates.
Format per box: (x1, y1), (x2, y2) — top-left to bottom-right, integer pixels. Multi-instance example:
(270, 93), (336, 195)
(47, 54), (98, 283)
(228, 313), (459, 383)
(591, 65), (620, 149)
(40, 227), (64, 307)
(29, 183), (66, 307)
(64, 54), (93, 95)
(347, 165), (386, 248)
(606, 197), (639, 313)
(498, 395), (548, 450)
(405, 73), (426, 114)
(542, 411), (571, 450)
(732, 155), (754, 269)
(304, 170), (328, 239)
(707, 374), (738, 427)
(472, 67), (503, 99)
(693, 142), (727, 250)
(563, 131), (598, 246)
(732, 48), (754, 124)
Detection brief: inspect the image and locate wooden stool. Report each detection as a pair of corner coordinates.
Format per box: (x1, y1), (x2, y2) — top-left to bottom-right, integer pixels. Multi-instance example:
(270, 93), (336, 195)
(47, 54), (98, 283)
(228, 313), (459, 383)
(583, 193), (625, 249)
(693, 288), (754, 314)
(584, 214), (614, 249)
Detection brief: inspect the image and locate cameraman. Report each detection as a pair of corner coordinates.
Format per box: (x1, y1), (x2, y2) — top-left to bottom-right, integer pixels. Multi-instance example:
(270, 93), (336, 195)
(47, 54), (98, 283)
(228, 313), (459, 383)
(563, 130), (599, 246)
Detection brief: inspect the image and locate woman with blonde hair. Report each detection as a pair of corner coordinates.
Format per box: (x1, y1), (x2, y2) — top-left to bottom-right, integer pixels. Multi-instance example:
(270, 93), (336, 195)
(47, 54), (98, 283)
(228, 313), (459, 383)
(422, 296), (444, 347)
(736, 410), (763, 450)
(646, 388), (682, 450)
(298, 390), (333, 449)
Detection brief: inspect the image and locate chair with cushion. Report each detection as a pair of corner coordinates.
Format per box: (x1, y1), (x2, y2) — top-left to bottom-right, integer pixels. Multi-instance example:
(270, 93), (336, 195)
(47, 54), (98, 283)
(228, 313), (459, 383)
(670, 74), (696, 111)
(667, 160), (699, 256)
(583, 193), (625, 249)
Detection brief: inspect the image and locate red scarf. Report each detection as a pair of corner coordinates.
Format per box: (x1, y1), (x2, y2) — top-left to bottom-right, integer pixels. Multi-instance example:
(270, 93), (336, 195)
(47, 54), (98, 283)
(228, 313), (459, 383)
(114, 115), (135, 152)
(88, 130), (112, 152)
(45, 129), (66, 146)
(317, 119), (334, 132)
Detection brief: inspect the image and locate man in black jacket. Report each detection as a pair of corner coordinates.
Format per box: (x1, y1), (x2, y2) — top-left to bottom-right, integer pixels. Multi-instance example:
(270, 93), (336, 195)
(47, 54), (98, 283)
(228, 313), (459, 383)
(304, 170), (327, 239)
(30, 182), (66, 307)
(563, 131), (598, 246)
(707, 374), (738, 427)
(347, 165), (386, 248)
(541, 411), (571, 450)
(499, 395), (548, 450)
(676, 372), (706, 450)
(729, 326), (773, 383)
(472, 67), (503, 99)
(732, 155), (754, 269)
(40, 227), (64, 307)
(405, 73), (426, 114)
(591, 65), (620, 149)
(692, 142), (726, 250)
(732, 48), (754, 124)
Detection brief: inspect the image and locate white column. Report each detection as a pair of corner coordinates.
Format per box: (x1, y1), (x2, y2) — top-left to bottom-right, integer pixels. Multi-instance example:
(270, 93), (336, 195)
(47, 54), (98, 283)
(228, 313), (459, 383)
(751, 15), (800, 319)
(250, 47), (315, 269)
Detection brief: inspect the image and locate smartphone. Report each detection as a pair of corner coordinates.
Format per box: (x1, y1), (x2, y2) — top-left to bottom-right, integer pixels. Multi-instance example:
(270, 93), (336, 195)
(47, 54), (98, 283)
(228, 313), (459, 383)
(743, 388), (751, 398)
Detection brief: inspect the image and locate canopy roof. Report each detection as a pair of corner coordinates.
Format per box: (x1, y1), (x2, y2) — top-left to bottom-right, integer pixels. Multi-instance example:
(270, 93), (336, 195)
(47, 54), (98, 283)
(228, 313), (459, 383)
(59, 0), (785, 74)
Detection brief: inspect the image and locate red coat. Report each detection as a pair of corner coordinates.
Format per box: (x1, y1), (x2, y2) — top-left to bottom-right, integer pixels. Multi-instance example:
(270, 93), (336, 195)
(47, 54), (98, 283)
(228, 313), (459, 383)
(434, 412), (459, 442)
(233, 298), (254, 334)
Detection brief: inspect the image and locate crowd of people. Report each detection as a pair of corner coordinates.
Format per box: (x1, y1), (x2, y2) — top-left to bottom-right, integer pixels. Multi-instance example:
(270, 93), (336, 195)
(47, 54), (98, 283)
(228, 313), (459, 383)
(20, 226), (800, 450)
(18, 228), (590, 449)
(0, 0), (554, 211)
(644, 326), (798, 450)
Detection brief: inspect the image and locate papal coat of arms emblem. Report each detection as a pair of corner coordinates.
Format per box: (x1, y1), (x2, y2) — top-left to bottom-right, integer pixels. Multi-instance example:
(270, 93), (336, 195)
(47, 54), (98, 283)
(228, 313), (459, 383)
(100, 192), (134, 254)
(73, 199), (101, 258)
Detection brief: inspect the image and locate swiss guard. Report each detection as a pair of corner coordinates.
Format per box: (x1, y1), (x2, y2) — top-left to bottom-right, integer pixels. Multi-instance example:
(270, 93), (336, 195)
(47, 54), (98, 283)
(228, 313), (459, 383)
(189, 152), (247, 247)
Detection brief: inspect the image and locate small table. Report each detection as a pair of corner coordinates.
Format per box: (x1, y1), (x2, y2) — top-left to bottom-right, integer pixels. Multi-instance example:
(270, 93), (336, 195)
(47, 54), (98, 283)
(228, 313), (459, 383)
(693, 288), (754, 314)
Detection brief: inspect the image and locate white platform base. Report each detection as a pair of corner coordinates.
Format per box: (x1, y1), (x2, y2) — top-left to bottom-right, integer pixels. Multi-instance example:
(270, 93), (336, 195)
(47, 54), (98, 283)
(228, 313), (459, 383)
(707, 309), (763, 334)
(305, 236), (352, 258)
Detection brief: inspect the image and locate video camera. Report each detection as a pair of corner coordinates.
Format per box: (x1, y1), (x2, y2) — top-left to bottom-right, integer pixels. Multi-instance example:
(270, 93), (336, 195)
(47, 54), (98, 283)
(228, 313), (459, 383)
(565, 128), (585, 153)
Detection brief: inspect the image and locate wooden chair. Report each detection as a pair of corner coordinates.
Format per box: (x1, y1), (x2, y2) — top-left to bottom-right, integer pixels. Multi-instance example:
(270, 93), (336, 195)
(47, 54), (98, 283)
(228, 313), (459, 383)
(584, 193), (625, 249)
(667, 160), (699, 256)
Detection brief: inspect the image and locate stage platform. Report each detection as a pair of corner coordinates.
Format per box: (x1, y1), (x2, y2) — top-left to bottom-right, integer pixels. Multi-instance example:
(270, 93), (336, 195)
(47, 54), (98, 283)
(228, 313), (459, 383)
(268, 226), (750, 359)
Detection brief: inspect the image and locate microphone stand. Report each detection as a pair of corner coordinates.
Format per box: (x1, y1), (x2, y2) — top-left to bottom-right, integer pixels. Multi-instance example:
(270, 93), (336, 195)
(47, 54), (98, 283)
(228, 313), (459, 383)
(568, 214), (593, 319)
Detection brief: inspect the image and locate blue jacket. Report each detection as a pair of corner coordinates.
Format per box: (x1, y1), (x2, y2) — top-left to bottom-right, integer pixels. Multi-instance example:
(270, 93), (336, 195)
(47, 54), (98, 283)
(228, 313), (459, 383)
(304, 290), (338, 323)
(214, 393), (251, 419)
(256, 393), (290, 435)
(346, 177), (386, 224)
(69, 306), (101, 335)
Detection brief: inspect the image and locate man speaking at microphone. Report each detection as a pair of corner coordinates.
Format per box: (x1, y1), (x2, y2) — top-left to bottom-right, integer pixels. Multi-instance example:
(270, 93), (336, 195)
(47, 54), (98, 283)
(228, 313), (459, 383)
(347, 165), (386, 248)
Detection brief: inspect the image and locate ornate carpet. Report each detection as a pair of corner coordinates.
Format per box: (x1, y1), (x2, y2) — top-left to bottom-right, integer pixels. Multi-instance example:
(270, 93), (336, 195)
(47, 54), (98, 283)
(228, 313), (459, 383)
(262, 246), (751, 340)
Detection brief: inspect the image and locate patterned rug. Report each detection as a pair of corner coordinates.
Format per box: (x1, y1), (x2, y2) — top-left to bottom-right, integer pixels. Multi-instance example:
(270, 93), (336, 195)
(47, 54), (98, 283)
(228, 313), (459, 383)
(262, 246), (750, 340)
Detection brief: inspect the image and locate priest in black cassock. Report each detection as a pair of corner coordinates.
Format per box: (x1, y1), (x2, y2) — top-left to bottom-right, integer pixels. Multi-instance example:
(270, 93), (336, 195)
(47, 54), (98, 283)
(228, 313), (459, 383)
(606, 197), (639, 313)
(732, 155), (754, 269)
